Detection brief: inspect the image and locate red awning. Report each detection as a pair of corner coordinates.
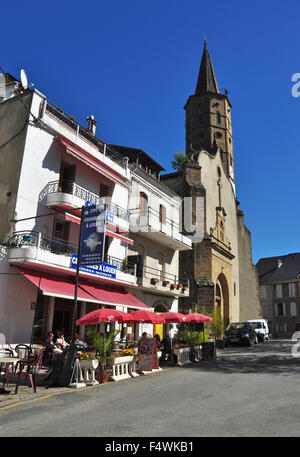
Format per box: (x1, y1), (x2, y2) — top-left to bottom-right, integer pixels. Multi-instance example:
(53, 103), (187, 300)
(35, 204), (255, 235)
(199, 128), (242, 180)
(80, 282), (149, 310)
(58, 138), (126, 187)
(18, 268), (149, 309)
(18, 268), (98, 302)
(106, 230), (133, 245)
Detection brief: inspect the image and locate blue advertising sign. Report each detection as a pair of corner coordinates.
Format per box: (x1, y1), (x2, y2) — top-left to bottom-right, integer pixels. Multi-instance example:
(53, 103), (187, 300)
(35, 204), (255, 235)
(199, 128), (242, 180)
(80, 204), (106, 267)
(106, 211), (114, 224)
(71, 254), (117, 279)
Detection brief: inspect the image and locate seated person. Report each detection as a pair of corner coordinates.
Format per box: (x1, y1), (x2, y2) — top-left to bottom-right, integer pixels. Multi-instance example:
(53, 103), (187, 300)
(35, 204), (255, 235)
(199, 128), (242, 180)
(138, 332), (148, 350)
(55, 332), (70, 351)
(74, 334), (88, 349)
(43, 332), (57, 365)
(126, 332), (134, 349)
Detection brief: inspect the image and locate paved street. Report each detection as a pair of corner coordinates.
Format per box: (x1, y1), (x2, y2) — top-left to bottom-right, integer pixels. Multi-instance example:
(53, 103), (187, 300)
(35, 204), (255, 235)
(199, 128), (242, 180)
(0, 339), (300, 437)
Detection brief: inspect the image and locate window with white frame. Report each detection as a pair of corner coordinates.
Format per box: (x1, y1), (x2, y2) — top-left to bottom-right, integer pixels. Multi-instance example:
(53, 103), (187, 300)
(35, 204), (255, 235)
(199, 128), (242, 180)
(260, 285), (267, 300)
(275, 284), (282, 298)
(289, 282), (297, 297)
(275, 302), (286, 316)
(290, 302), (297, 316)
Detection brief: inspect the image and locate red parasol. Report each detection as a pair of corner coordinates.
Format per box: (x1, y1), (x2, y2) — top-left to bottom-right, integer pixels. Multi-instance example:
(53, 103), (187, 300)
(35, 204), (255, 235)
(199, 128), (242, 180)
(124, 309), (166, 324)
(160, 311), (189, 323)
(75, 308), (129, 326)
(185, 313), (213, 323)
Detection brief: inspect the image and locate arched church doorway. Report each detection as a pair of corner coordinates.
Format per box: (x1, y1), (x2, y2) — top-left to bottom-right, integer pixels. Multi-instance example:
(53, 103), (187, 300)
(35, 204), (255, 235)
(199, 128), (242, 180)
(216, 273), (230, 325)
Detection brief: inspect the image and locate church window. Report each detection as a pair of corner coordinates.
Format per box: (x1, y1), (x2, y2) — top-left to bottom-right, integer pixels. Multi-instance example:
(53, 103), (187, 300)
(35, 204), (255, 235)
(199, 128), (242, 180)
(216, 111), (221, 124)
(217, 167), (221, 177)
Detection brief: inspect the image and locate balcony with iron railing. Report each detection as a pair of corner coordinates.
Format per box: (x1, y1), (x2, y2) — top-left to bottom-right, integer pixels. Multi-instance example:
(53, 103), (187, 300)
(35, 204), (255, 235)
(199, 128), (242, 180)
(136, 264), (189, 297)
(7, 231), (137, 285)
(44, 101), (128, 171)
(129, 207), (192, 251)
(41, 180), (129, 229)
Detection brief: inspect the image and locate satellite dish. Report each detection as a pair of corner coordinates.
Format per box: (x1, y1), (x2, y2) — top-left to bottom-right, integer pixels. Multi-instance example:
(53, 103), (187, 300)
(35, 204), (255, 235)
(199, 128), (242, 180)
(20, 69), (28, 89)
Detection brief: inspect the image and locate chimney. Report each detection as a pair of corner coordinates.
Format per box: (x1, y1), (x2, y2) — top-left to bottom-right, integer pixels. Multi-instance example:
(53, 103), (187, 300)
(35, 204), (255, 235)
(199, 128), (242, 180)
(87, 115), (97, 135)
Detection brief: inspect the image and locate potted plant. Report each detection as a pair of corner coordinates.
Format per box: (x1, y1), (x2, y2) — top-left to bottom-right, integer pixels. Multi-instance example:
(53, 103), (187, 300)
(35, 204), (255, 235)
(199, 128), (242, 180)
(209, 308), (225, 349)
(151, 278), (159, 285)
(87, 327), (119, 383)
(162, 280), (170, 286)
(175, 329), (201, 361)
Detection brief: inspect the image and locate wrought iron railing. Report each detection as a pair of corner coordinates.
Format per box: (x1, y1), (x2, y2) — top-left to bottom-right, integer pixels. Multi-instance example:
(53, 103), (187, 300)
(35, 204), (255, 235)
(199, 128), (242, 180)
(103, 254), (136, 276)
(129, 207), (191, 246)
(42, 180), (129, 221)
(137, 264), (189, 289)
(45, 101), (128, 169)
(8, 231), (78, 257)
(8, 231), (136, 275)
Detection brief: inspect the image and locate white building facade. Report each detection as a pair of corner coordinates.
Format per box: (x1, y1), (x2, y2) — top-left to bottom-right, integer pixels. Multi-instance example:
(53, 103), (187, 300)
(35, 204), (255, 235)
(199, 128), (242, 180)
(0, 73), (192, 344)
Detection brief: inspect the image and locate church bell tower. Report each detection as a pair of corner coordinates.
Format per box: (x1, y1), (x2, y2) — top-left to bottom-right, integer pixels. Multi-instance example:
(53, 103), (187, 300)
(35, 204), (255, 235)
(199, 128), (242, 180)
(184, 41), (235, 181)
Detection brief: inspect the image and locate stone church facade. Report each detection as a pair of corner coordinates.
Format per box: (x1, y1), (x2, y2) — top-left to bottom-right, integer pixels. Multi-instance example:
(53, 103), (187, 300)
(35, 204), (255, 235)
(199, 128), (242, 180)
(162, 42), (261, 322)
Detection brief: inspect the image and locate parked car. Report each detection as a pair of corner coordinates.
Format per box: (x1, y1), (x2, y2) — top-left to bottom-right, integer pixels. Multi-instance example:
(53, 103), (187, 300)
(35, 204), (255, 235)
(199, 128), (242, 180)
(247, 319), (270, 342)
(224, 322), (258, 347)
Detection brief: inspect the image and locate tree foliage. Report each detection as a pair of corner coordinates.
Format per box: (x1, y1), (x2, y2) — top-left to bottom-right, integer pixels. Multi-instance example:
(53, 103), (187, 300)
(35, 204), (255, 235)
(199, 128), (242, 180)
(171, 150), (187, 171)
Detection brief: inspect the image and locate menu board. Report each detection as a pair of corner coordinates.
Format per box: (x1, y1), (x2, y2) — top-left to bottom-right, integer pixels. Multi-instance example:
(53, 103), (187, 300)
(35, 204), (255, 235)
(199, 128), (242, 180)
(136, 337), (159, 372)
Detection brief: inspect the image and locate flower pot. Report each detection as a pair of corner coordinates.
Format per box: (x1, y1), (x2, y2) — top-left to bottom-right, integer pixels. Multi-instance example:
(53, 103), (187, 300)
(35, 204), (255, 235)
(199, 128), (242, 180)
(216, 339), (225, 349)
(80, 359), (99, 370)
(109, 356), (134, 381)
(80, 359), (99, 385)
(151, 278), (159, 285)
(189, 348), (196, 362)
(162, 281), (170, 286)
(96, 366), (110, 383)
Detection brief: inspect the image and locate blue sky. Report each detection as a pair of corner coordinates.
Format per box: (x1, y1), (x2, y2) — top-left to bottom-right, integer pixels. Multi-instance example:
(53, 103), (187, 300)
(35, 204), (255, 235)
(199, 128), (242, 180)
(1, 0), (300, 263)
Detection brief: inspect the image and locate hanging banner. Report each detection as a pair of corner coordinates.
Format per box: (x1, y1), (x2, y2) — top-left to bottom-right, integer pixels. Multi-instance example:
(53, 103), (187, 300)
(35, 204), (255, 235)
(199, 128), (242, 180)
(71, 254), (117, 279)
(80, 204), (106, 267)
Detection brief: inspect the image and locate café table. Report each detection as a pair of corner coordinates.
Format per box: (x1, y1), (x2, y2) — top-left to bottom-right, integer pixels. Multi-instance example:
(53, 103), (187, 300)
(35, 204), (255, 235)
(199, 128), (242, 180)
(0, 357), (21, 390)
